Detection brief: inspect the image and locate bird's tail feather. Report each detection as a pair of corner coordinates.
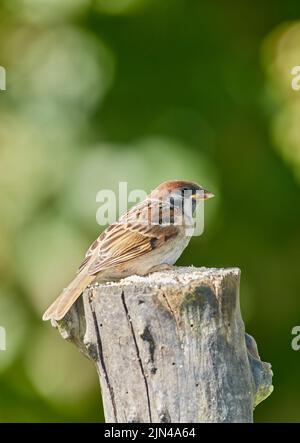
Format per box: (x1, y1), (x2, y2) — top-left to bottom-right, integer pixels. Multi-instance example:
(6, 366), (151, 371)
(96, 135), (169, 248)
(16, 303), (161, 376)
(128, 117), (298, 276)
(42, 272), (94, 321)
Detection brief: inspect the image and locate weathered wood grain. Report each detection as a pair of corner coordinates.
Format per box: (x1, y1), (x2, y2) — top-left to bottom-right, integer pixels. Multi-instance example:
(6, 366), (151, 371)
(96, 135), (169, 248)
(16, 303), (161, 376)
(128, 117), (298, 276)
(54, 267), (273, 423)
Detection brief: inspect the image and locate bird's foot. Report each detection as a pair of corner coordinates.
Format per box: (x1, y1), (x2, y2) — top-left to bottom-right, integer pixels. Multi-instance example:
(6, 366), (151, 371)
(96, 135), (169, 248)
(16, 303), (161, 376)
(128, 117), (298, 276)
(147, 264), (177, 274)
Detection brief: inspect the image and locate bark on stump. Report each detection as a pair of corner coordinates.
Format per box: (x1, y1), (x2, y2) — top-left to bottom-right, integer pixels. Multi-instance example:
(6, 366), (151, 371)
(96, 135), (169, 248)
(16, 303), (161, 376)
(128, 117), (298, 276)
(53, 267), (273, 423)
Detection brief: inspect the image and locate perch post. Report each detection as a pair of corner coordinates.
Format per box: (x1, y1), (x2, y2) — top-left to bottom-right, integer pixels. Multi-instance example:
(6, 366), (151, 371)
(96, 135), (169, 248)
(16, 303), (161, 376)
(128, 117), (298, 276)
(54, 267), (273, 423)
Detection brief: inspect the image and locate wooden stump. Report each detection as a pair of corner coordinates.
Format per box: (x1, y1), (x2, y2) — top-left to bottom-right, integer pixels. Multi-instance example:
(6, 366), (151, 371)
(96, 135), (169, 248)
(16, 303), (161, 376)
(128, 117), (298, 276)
(53, 267), (273, 423)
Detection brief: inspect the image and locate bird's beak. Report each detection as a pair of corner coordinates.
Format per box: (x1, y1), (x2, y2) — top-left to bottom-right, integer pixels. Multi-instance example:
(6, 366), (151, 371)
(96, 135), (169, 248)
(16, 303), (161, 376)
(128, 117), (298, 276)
(191, 190), (215, 200)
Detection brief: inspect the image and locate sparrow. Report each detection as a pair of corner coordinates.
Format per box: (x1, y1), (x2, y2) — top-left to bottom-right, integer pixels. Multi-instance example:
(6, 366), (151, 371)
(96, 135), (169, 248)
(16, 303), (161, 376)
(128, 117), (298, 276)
(43, 180), (214, 321)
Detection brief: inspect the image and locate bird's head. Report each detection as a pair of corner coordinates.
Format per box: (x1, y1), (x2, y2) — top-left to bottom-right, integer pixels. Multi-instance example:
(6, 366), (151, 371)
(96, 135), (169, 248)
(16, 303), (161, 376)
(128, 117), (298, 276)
(150, 180), (214, 214)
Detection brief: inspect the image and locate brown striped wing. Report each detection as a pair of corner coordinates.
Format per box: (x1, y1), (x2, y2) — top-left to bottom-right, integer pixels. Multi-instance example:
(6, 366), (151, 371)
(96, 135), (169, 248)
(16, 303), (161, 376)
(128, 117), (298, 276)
(77, 199), (180, 276)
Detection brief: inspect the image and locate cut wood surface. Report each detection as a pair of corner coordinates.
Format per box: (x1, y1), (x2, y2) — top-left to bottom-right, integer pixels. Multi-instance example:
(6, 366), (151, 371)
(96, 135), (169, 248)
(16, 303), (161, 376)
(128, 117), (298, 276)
(54, 266), (273, 423)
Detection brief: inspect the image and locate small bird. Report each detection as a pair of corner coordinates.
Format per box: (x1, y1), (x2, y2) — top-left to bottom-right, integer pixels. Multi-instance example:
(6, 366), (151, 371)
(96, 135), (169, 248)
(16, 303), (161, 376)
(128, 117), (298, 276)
(43, 180), (214, 321)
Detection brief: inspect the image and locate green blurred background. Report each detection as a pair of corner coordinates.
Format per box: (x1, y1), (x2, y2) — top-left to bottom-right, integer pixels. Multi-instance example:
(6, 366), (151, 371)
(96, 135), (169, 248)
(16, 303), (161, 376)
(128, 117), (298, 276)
(0, 0), (300, 422)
